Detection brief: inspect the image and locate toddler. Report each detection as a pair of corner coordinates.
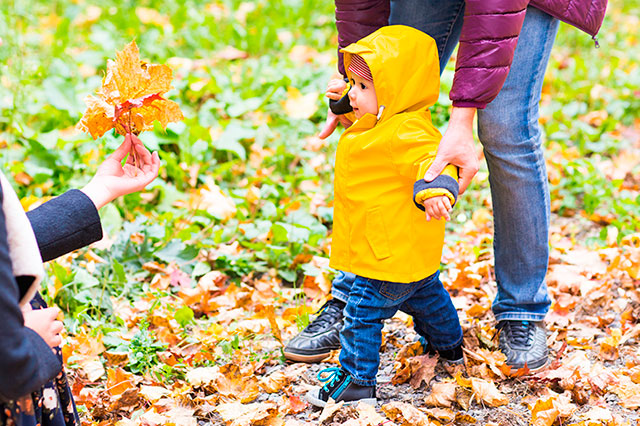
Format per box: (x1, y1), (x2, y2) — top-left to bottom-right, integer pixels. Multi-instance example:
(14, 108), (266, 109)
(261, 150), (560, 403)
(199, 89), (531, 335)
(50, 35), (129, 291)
(306, 25), (463, 407)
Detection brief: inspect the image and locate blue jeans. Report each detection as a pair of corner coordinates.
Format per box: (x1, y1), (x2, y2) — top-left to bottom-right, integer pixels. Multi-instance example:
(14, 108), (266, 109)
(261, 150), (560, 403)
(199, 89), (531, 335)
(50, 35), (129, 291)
(382, 2), (559, 321)
(338, 272), (462, 386)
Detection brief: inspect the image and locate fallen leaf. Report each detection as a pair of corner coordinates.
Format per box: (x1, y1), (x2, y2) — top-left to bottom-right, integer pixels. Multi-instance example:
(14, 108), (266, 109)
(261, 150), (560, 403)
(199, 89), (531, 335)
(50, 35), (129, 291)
(424, 382), (457, 408)
(381, 401), (431, 426)
(470, 378), (509, 407)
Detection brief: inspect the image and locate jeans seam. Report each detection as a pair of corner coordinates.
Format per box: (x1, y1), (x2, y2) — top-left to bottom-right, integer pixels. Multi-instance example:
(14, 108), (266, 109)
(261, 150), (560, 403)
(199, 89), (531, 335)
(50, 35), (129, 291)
(438, 1), (465, 60)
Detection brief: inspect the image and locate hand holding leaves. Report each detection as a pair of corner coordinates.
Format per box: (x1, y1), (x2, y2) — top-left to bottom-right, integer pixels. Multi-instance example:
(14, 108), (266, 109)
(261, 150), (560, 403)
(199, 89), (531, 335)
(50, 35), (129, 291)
(81, 134), (160, 210)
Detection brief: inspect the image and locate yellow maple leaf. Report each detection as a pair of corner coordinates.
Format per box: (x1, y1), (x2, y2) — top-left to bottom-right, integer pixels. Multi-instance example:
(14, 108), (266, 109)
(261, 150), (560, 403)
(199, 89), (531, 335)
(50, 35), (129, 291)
(77, 40), (184, 139)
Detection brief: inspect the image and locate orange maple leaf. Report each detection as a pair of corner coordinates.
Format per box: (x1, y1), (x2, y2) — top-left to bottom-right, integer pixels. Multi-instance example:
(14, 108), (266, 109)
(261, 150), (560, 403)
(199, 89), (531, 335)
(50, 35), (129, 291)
(77, 40), (184, 139)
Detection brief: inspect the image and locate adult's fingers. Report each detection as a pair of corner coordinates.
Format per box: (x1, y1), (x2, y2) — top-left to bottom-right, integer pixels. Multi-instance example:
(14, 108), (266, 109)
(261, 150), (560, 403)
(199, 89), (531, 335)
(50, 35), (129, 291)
(133, 139), (153, 166)
(424, 156), (448, 182)
(319, 114), (339, 140)
(458, 164), (478, 195)
(109, 135), (133, 162)
(51, 320), (64, 334)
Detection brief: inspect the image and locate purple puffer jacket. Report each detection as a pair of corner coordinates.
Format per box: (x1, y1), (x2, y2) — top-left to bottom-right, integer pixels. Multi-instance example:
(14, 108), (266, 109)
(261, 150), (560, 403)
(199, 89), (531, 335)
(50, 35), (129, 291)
(335, 0), (608, 109)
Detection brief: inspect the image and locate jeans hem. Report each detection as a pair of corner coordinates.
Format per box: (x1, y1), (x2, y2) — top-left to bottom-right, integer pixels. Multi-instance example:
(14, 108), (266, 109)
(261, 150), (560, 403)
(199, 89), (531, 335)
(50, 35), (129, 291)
(331, 290), (349, 304)
(349, 375), (376, 387)
(429, 334), (463, 352)
(494, 312), (546, 322)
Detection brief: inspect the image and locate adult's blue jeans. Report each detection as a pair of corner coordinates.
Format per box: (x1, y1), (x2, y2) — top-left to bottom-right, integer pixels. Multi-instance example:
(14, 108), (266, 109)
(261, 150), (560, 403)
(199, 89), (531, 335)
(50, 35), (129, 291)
(339, 272), (463, 386)
(385, 2), (559, 321)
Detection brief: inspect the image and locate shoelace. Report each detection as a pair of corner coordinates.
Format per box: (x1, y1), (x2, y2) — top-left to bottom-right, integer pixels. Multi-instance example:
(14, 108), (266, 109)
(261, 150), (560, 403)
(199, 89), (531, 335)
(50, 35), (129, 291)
(502, 320), (535, 347)
(317, 367), (345, 392)
(305, 300), (343, 333)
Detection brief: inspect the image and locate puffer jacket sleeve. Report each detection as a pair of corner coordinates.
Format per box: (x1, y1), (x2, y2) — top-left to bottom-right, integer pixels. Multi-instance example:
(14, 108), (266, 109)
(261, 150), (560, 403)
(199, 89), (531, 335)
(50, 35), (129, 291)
(450, 0), (530, 109)
(335, 0), (389, 76)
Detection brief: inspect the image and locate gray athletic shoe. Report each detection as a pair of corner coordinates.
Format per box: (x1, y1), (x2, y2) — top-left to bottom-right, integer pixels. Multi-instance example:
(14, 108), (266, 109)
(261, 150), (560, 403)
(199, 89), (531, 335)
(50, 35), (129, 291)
(497, 320), (549, 371)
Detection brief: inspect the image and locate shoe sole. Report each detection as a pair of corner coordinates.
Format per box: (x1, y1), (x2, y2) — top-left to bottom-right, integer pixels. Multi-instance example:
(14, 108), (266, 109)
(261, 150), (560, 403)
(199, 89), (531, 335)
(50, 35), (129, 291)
(510, 358), (549, 374)
(283, 350), (333, 363)
(305, 390), (377, 408)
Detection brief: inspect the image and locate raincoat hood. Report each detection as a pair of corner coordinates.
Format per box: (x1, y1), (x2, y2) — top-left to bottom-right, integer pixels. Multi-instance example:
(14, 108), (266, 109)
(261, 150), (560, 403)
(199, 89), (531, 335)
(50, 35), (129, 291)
(341, 25), (440, 121)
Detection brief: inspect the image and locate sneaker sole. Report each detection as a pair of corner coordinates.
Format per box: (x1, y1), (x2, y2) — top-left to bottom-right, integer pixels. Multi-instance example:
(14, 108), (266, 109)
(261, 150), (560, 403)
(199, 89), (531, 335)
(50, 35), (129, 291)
(509, 358), (549, 374)
(283, 350), (333, 363)
(305, 390), (377, 408)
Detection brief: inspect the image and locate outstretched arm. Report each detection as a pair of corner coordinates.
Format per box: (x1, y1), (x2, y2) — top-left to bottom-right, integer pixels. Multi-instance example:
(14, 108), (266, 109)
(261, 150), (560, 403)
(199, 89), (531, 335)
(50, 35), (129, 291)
(27, 134), (160, 262)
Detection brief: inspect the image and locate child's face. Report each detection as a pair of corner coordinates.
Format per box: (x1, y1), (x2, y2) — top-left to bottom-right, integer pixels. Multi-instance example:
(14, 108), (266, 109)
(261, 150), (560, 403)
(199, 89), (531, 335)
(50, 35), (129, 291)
(348, 73), (377, 120)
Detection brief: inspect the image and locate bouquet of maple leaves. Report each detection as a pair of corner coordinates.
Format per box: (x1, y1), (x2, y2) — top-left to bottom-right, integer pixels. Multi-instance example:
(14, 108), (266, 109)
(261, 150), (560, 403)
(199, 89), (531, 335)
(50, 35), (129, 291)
(77, 41), (183, 145)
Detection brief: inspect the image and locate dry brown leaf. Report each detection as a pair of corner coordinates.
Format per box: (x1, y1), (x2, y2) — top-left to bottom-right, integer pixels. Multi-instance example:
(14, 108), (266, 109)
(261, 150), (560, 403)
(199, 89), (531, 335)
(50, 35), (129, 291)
(423, 407), (455, 423)
(611, 375), (640, 409)
(530, 397), (560, 426)
(81, 359), (105, 382)
(105, 367), (134, 396)
(319, 400), (359, 425)
(424, 382), (457, 408)
(139, 385), (170, 402)
(352, 402), (389, 426)
(409, 355), (438, 389)
(215, 401), (280, 426)
(381, 401), (431, 426)
(470, 377), (509, 407)
(77, 40), (184, 139)
(259, 370), (287, 393)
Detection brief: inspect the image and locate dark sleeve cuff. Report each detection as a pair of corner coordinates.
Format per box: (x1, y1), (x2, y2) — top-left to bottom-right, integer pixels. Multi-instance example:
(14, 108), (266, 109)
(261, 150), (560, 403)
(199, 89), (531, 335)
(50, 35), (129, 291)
(413, 175), (459, 211)
(451, 100), (487, 109)
(27, 189), (103, 262)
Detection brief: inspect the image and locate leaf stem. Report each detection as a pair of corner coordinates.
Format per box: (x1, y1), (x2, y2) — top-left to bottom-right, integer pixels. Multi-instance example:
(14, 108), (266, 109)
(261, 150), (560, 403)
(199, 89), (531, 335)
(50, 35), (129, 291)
(128, 111), (139, 175)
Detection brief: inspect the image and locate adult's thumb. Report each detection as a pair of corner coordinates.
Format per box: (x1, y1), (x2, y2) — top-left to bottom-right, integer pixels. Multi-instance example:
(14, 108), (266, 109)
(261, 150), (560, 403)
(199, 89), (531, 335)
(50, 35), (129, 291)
(424, 158), (446, 182)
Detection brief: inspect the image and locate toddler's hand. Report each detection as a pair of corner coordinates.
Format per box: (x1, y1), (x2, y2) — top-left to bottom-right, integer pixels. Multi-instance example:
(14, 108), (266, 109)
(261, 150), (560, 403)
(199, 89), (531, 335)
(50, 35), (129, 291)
(423, 195), (452, 222)
(325, 78), (347, 101)
(23, 307), (64, 348)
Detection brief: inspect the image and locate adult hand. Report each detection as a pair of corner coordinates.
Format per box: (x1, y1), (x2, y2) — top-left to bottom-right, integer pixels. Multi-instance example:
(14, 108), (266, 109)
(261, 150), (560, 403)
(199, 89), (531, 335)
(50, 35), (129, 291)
(81, 134), (160, 210)
(319, 108), (353, 140)
(424, 107), (479, 194)
(23, 307), (64, 348)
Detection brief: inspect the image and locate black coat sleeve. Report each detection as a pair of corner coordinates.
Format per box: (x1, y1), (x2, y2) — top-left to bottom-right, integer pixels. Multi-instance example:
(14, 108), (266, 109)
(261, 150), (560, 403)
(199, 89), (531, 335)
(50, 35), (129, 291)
(0, 187), (62, 401)
(27, 189), (103, 262)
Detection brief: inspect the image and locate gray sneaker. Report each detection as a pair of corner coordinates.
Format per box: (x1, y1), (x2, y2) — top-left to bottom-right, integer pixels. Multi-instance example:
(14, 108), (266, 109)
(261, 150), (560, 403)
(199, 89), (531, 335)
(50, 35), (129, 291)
(497, 320), (548, 371)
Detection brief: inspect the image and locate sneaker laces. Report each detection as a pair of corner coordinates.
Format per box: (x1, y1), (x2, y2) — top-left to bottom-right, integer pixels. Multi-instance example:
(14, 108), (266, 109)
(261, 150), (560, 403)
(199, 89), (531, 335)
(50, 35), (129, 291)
(317, 367), (346, 392)
(499, 320), (535, 347)
(305, 300), (344, 333)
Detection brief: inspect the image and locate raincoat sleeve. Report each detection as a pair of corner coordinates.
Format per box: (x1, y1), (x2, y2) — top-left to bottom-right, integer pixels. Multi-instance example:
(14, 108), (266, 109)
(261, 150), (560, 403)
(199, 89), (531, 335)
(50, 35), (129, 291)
(389, 119), (459, 210)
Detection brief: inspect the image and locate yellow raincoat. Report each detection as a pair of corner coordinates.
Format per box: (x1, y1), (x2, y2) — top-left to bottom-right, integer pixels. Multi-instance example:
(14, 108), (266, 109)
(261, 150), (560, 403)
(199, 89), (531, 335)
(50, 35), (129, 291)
(330, 25), (458, 283)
